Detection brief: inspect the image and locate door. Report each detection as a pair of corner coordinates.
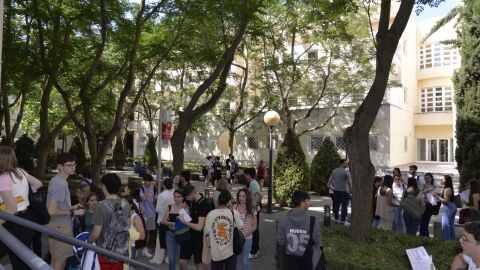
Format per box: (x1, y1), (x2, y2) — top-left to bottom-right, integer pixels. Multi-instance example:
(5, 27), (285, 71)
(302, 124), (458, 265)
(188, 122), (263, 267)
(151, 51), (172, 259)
(428, 139), (437, 161)
(439, 139), (449, 162)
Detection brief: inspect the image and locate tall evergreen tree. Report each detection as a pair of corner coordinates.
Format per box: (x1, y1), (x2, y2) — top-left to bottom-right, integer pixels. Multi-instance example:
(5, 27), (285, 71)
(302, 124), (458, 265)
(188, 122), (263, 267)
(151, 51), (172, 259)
(454, 0), (480, 190)
(69, 137), (87, 170)
(311, 137), (341, 195)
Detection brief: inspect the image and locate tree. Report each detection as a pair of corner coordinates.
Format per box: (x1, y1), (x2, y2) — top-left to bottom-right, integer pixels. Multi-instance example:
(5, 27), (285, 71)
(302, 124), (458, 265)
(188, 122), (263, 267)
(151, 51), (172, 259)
(143, 134), (158, 170)
(454, 1), (480, 190)
(343, 0), (444, 241)
(14, 134), (36, 173)
(311, 137), (341, 195)
(113, 138), (126, 170)
(69, 137), (87, 171)
(273, 128), (310, 205)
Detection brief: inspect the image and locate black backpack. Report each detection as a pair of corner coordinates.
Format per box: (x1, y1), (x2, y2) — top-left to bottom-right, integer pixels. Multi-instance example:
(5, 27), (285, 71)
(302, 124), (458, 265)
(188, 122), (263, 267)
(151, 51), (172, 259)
(102, 200), (130, 262)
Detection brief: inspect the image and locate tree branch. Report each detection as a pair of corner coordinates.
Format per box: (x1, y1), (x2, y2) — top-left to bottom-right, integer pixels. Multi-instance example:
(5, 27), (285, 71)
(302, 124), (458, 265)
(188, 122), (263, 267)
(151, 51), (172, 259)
(362, 1), (378, 49)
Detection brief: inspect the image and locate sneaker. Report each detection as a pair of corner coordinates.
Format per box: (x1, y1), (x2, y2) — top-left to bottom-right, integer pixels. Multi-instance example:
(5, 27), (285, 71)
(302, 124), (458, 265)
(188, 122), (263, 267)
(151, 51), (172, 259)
(149, 258), (162, 264)
(333, 219), (340, 223)
(249, 253), (259, 259)
(142, 248), (153, 258)
(343, 221), (351, 226)
(164, 255), (169, 264)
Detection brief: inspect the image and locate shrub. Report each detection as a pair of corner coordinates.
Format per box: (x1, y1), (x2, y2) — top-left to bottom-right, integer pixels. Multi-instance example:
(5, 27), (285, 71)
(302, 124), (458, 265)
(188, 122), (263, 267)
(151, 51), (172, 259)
(310, 137), (341, 195)
(143, 134), (158, 170)
(113, 138), (126, 170)
(69, 137), (87, 170)
(322, 226), (461, 269)
(273, 128), (310, 205)
(14, 134), (36, 173)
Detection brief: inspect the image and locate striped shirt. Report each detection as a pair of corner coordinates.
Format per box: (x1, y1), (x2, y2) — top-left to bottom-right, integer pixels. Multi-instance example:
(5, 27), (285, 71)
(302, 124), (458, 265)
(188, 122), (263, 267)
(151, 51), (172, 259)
(234, 204), (256, 239)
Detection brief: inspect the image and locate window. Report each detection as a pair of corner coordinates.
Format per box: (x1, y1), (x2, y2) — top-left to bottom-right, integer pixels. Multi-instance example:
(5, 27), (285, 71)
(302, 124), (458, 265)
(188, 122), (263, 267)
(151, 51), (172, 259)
(266, 135), (278, 150)
(419, 43), (459, 69)
(404, 136), (408, 152)
(420, 86), (453, 112)
(336, 136), (346, 151)
(310, 136), (323, 151)
(369, 135), (379, 151)
(247, 137), (258, 149)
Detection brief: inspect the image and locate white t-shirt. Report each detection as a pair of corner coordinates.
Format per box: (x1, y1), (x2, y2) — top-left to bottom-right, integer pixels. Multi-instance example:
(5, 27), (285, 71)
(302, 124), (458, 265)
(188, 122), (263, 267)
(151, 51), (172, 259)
(463, 254), (480, 270)
(204, 208), (243, 261)
(156, 189), (174, 224)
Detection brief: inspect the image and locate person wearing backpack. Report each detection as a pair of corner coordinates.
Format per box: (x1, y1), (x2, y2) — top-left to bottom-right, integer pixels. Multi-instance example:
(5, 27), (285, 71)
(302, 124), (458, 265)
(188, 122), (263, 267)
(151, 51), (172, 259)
(277, 191), (324, 270)
(89, 173), (131, 270)
(138, 174), (157, 258)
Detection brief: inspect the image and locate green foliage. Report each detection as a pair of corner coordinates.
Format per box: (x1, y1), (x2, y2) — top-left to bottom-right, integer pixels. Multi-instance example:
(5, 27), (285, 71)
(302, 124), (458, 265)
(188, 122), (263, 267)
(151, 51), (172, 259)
(14, 134), (36, 173)
(143, 135), (158, 170)
(310, 137), (341, 195)
(273, 128), (310, 205)
(113, 138), (126, 170)
(69, 137), (87, 170)
(454, 0), (480, 190)
(323, 226), (460, 269)
(46, 149), (57, 172)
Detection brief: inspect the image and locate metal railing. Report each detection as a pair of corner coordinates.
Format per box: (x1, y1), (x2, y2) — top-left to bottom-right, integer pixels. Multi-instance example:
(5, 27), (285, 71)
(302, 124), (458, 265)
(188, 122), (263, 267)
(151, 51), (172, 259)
(0, 212), (157, 270)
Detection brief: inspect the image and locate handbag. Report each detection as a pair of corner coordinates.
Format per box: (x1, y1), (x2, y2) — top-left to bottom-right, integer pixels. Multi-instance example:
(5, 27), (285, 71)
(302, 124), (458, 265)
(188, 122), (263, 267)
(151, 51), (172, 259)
(28, 184), (50, 225)
(174, 217), (191, 245)
(231, 209), (245, 255)
(401, 194), (425, 219)
(454, 195), (463, 208)
(459, 208), (472, 224)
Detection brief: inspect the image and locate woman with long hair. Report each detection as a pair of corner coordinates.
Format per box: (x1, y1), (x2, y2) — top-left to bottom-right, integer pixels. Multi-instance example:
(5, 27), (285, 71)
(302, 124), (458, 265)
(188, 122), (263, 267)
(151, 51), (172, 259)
(403, 177), (423, 236)
(468, 181), (480, 221)
(393, 168), (406, 184)
(375, 175), (395, 230)
(172, 174), (186, 190)
(83, 192), (98, 233)
(392, 174), (406, 233)
(162, 189), (188, 270)
(434, 175), (457, 240)
(151, 178), (174, 264)
(119, 184), (146, 261)
(234, 188), (257, 270)
(419, 173), (437, 237)
(213, 178), (229, 209)
(0, 146), (43, 270)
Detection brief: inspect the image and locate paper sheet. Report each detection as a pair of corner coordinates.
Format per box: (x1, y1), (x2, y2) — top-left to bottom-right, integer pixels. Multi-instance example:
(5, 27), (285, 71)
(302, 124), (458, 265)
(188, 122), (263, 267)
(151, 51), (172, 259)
(460, 189), (470, 204)
(179, 208), (192, 222)
(406, 246), (435, 270)
(426, 192), (440, 205)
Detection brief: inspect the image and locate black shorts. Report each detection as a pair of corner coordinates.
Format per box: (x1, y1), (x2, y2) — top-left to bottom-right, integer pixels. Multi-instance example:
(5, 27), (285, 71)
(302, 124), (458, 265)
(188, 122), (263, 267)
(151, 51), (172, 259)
(179, 233), (203, 264)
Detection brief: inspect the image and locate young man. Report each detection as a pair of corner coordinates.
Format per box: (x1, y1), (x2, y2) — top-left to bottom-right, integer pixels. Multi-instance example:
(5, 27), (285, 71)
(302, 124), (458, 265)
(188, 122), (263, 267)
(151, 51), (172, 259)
(178, 184), (210, 270)
(139, 173), (157, 258)
(88, 173), (131, 270)
(225, 154), (232, 179)
(451, 221), (480, 269)
(327, 159), (352, 225)
(181, 170), (191, 183)
(212, 156), (223, 183)
(244, 167), (262, 258)
(277, 191), (323, 270)
(229, 155), (239, 188)
(204, 156), (213, 189)
(409, 164), (425, 191)
(47, 153), (85, 270)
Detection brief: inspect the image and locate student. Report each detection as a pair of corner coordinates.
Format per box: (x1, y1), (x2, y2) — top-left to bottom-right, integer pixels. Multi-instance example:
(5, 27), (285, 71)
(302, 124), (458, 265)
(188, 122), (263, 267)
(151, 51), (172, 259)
(372, 176), (383, 229)
(205, 190), (243, 270)
(234, 188), (257, 270)
(244, 167), (262, 258)
(139, 173), (157, 257)
(46, 153), (85, 270)
(178, 184), (211, 270)
(434, 175), (457, 241)
(213, 178), (229, 209)
(327, 159), (352, 225)
(88, 173), (131, 270)
(277, 191), (323, 270)
(376, 175), (395, 231)
(0, 146), (43, 270)
(151, 178), (174, 264)
(403, 177), (423, 236)
(451, 221), (480, 269)
(163, 189), (188, 270)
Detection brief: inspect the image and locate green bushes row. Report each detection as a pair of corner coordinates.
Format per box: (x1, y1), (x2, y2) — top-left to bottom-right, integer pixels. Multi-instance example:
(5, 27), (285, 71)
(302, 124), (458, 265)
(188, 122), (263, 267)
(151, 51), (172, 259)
(322, 226), (461, 270)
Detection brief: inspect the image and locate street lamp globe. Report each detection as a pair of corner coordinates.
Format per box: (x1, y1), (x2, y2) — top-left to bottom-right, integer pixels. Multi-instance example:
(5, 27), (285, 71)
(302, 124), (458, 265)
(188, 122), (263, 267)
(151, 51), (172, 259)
(263, 111), (281, 127)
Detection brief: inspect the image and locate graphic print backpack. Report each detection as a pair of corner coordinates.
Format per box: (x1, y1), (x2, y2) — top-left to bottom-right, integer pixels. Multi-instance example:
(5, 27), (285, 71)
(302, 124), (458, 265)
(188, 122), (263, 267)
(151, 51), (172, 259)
(102, 200), (130, 262)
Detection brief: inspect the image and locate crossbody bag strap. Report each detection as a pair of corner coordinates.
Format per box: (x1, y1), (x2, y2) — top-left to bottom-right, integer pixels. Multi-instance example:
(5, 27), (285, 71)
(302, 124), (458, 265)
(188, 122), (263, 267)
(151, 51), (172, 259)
(230, 209), (236, 226)
(308, 216), (315, 246)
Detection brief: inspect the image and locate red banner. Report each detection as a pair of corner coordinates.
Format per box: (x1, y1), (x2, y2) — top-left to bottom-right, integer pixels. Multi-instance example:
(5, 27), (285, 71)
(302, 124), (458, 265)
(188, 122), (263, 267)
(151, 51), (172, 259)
(162, 122), (174, 140)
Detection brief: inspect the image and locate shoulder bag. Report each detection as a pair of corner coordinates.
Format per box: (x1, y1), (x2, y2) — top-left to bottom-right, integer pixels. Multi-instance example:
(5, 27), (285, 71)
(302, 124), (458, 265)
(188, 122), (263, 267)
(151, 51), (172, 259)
(401, 193), (425, 219)
(231, 209), (245, 255)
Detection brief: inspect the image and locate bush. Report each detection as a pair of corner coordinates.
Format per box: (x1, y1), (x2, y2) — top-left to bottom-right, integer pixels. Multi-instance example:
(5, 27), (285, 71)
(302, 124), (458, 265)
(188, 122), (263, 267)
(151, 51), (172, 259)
(322, 226), (460, 269)
(69, 137), (87, 170)
(14, 134), (36, 173)
(143, 134), (158, 170)
(311, 137), (341, 195)
(273, 128), (310, 206)
(113, 138), (126, 170)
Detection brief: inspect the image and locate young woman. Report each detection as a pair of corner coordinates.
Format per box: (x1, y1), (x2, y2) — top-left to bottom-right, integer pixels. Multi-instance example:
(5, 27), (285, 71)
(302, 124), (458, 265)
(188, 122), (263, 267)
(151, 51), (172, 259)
(434, 175), (457, 240)
(162, 189), (189, 270)
(419, 173), (437, 237)
(234, 188), (257, 270)
(393, 167), (406, 184)
(173, 174), (186, 190)
(213, 178), (229, 209)
(120, 184), (146, 260)
(468, 181), (480, 221)
(83, 192), (98, 233)
(151, 178), (174, 264)
(375, 175), (395, 231)
(205, 190), (243, 270)
(403, 177), (423, 236)
(0, 146), (43, 270)
(392, 174), (406, 233)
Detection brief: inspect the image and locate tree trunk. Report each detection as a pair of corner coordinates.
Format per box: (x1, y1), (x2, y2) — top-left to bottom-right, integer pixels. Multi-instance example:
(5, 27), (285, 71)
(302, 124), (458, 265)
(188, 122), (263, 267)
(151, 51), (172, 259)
(170, 122), (187, 175)
(228, 129), (235, 154)
(35, 136), (51, 178)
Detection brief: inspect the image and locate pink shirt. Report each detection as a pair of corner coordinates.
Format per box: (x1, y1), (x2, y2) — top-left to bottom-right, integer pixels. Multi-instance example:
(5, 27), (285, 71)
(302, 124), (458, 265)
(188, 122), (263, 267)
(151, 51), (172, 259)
(234, 204), (256, 239)
(0, 173), (14, 191)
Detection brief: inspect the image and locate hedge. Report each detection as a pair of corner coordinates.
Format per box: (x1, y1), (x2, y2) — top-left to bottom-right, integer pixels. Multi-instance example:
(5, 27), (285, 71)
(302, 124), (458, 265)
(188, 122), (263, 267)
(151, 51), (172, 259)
(322, 226), (461, 270)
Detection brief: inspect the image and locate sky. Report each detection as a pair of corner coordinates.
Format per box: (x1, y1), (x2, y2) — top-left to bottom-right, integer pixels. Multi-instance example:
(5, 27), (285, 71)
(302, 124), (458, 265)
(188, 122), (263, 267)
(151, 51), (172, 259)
(414, 0), (457, 21)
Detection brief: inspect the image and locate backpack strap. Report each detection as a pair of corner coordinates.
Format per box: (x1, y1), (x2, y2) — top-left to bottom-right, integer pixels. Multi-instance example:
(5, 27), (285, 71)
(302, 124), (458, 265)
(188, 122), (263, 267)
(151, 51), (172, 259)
(230, 209), (236, 227)
(307, 216), (315, 246)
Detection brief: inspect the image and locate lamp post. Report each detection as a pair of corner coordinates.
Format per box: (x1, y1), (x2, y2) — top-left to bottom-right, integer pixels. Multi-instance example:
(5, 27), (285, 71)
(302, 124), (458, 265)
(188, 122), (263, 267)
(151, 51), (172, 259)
(263, 111), (280, 214)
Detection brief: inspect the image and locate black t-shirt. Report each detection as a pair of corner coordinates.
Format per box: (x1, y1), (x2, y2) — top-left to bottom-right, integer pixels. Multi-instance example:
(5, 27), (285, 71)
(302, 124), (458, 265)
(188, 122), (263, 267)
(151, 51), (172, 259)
(189, 197), (210, 237)
(226, 158), (231, 170)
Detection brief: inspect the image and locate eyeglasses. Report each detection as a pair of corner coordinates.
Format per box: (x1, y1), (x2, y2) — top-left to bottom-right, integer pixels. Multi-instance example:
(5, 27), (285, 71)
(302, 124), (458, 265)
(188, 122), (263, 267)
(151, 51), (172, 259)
(460, 235), (478, 244)
(63, 163), (76, 168)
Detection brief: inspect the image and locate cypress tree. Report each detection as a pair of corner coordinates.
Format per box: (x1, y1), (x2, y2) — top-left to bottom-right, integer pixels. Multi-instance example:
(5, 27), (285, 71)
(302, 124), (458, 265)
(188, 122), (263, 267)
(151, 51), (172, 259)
(311, 137), (341, 195)
(113, 138), (126, 170)
(69, 137), (87, 170)
(454, 1), (480, 190)
(143, 134), (158, 170)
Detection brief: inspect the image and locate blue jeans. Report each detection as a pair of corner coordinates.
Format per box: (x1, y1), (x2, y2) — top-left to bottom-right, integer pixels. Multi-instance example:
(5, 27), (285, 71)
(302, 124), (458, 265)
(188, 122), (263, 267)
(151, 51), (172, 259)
(442, 202), (457, 241)
(403, 211), (420, 236)
(392, 207), (405, 233)
(237, 238), (252, 270)
(333, 190), (349, 221)
(165, 231), (180, 270)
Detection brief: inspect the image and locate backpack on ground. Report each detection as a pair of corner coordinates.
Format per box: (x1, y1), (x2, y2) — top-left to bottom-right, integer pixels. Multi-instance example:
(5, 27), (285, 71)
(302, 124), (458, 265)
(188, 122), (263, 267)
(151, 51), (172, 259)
(102, 200), (130, 262)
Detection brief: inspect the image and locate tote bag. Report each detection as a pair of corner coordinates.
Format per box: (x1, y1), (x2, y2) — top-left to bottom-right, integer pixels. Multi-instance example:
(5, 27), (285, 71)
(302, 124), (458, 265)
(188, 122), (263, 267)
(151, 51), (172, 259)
(401, 194), (425, 219)
(231, 209), (245, 255)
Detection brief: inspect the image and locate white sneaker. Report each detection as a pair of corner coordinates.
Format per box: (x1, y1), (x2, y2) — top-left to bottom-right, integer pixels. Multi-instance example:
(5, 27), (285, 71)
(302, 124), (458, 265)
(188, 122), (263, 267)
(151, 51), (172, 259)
(149, 258), (161, 264)
(142, 248), (153, 258)
(333, 219), (340, 223)
(164, 255), (169, 264)
(343, 221), (351, 226)
(249, 252), (259, 259)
